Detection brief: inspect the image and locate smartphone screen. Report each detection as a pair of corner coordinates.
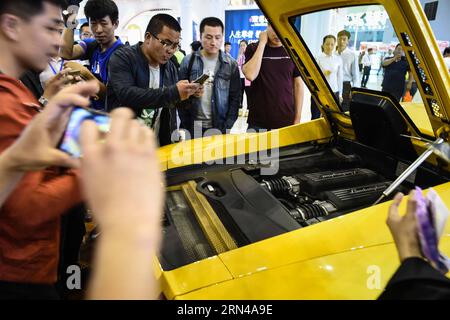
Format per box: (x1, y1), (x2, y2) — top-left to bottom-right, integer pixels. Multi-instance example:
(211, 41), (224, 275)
(59, 106), (110, 158)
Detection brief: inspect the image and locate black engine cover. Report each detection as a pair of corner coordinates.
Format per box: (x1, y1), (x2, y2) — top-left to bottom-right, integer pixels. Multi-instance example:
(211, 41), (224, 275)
(197, 169), (300, 246)
(320, 181), (392, 210)
(297, 168), (380, 195)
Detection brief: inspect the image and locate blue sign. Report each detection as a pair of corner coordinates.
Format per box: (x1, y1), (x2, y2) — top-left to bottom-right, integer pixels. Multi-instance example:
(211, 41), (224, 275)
(225, 9), (268, 59)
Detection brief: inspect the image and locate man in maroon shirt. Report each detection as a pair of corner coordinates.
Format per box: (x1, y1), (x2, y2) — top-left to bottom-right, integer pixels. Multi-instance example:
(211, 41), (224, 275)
(0, 0), (84, 299)
(243, 24), (304, 130)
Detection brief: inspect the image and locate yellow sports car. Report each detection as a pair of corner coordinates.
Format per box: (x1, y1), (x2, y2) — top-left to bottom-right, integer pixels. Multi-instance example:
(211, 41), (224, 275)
(156, 0), (450, 299)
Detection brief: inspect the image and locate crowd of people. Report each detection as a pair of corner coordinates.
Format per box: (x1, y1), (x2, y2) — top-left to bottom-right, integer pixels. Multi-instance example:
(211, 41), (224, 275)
(311, 30), (426, 119)
(61, 0), (305, 136)
(0, 0), (448, 300)
(311, 29), (450, 118)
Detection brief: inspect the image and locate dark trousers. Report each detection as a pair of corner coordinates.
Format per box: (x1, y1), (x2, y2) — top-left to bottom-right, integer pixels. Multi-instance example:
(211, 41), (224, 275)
(361, 66), (371, 87)
(310, 97), (321, 120)
(311, 92), (339, 120)
(240, 78), (245, 106)
(158, 108), (172, 146)
(402, 81), (418, 101)
(382, 87), (403, 102)
(247, 125), (268, 132)
(57, 204), (86, 298)
(0, 281), (60, 300)
(341, 81), (352, 112)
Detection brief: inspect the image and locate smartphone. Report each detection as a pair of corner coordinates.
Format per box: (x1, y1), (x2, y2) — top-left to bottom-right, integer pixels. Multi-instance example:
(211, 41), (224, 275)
(59, 106), (110, 158)
(193, 73), (210, 85)
(68, 70), (81, 76)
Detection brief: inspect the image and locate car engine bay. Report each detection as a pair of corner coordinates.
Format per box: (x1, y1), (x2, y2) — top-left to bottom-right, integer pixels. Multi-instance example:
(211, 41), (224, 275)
(159, 138), (450, 271)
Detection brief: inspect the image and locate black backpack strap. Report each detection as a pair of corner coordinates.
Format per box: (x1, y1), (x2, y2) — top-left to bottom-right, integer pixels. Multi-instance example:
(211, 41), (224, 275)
(150, 109), (159, 129)
(186, 53), (196, 80)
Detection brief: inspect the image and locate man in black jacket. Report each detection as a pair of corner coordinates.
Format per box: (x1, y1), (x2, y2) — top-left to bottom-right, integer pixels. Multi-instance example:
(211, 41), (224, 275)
(107, 14), (201, 146)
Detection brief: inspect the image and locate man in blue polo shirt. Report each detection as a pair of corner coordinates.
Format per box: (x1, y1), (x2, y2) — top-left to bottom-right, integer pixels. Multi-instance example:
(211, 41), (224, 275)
(60, 0), (122, 109)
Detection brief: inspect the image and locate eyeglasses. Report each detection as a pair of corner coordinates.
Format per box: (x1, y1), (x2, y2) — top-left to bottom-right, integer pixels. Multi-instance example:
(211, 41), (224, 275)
(151, 33), (180, 50)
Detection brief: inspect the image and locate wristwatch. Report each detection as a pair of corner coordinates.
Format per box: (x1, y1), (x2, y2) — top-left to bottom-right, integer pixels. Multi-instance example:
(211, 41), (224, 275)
(38, 96), (49, 107)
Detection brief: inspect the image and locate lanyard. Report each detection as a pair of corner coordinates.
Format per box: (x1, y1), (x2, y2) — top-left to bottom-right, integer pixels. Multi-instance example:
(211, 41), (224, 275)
(48, 59), (64, 75)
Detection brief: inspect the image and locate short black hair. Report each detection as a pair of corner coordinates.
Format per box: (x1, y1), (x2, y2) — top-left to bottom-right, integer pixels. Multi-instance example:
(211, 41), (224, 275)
(145, 13), (181, 36)
(80, 22), (89, 31)
(321, 34), (336, 52)
(225, 41), (231, 46)
(322, 34), (336, 44)
(337, 30), (351, 40)
(444, 47), (450, 56)
(200, 17), (224, 34)
(0, 0), (67, 20)
(190, 40), (201, 51)
(239, 39), (248, 45)
(84, 0), (118, 24)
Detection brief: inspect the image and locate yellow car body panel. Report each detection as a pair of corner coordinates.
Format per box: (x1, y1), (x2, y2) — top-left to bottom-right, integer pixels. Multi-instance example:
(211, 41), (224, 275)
(158, 118), (333, 170)
(400, 103), (434, 137)
(159, 256), (233, 300)
(178, 239), (450, 300)
(159, 183), (450, 299)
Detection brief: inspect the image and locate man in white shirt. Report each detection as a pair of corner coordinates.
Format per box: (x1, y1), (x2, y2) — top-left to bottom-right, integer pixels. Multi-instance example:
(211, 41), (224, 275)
(361, 48), (375, 88)
(40, 56), (65, 89)
(336, 30), (359, 111)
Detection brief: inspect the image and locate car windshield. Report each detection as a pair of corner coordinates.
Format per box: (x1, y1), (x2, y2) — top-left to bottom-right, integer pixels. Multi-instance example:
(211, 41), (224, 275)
(289, 4), (440, 137)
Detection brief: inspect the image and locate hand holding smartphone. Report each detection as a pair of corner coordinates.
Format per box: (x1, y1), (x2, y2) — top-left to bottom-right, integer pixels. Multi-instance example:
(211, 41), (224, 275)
(193, 73), (210, 85)
(68, 70), (84, 83)
(59, 106), (110, 158)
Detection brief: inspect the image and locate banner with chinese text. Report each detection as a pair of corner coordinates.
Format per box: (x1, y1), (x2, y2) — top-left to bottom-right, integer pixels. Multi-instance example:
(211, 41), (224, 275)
(225, 9), (268, 59)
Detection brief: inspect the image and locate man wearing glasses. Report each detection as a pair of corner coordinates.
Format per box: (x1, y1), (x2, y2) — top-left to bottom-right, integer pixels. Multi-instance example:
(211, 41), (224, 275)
(107, 14), (201, 146)
(79, 22), (93, 41)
